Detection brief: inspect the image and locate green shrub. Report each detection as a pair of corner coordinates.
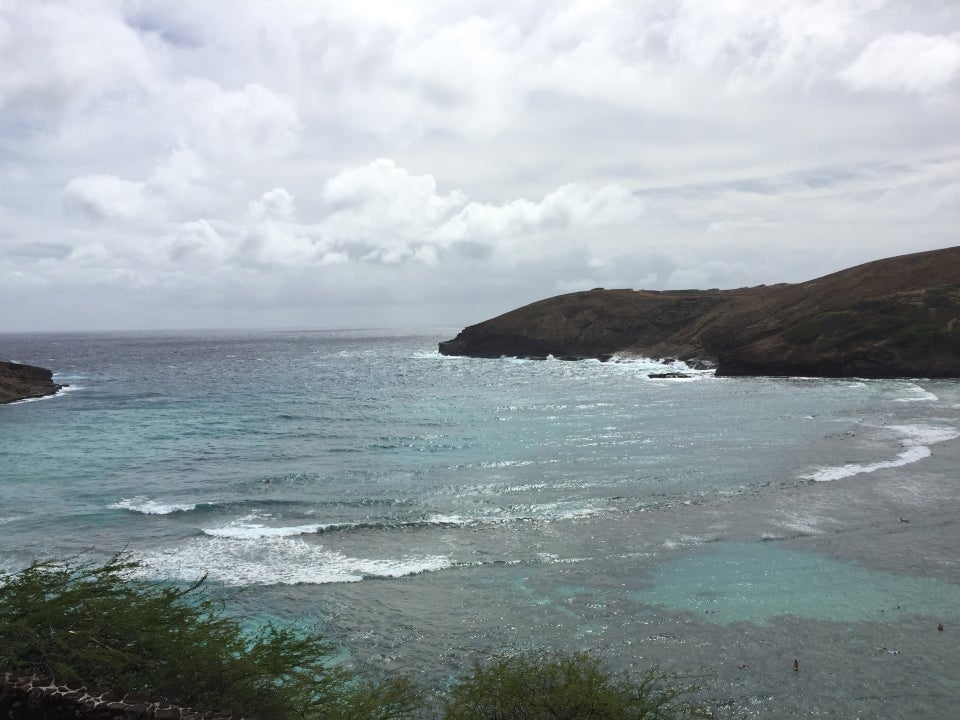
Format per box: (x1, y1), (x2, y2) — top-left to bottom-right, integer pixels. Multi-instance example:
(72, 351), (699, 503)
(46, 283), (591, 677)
(0, 554), (420, 720)
(442, 651), (715, 720)
(1, 556), (727, 720)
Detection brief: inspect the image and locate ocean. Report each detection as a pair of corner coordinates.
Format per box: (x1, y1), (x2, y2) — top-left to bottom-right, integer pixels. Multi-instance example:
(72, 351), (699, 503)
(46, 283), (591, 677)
(2, 328), (959, 718)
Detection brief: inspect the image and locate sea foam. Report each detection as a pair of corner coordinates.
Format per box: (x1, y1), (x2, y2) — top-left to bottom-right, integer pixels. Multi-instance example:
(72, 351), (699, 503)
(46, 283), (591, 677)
(202, 516), (328, 539)
(137, 537), (451, 585)
(110, 497), (204, 515)
(807, 424), (960, 482)
(894, 384), (939, 403)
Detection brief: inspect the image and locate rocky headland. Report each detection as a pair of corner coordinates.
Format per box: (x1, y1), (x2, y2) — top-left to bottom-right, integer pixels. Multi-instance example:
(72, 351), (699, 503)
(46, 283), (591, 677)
(439, 246), (960, 378)
(0, 361), (62, 404)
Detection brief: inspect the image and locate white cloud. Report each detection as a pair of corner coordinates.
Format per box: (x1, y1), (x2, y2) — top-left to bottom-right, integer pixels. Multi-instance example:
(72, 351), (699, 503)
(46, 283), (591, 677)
(176, 82), (301, 162)
(62, 148), (207, 224)
(225, 161), (644, 271)
(240, 188), (318, 267)
(166, 220), (228, 264)
(62, 175), (148, 222)
(249, 188), (297, 223)
(319, 159), (466, 239)
(1, 1), (959, 331)
(0, 1), (156, 115)
(839, 32), (960, 94)
(432, 183), (644, 246)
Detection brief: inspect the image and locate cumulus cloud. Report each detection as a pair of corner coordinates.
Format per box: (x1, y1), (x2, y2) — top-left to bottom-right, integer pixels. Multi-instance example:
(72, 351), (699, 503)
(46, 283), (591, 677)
(161, 160), (647, 274)
(319, 159), (466, 243)
(432, 183), (644, 246)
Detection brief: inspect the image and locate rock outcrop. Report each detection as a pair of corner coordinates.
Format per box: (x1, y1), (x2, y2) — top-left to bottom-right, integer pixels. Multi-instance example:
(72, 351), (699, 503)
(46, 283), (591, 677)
(439, 246), (960, 378)
(0, 361), (62, 404)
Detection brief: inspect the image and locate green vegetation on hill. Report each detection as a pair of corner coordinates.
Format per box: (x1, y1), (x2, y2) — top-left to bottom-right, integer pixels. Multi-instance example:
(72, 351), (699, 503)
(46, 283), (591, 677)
(443, 651), (714, 720)
(0, 555), (718, 720)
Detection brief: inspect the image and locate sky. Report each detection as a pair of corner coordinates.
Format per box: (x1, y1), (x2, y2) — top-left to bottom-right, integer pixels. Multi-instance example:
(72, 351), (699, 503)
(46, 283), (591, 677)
(1, 0), (959, 332)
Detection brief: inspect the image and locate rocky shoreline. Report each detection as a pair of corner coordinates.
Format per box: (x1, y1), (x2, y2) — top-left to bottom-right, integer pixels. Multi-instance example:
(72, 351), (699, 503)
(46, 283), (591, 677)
(439, 246), (960, 378)
(0, 361), (63, 404)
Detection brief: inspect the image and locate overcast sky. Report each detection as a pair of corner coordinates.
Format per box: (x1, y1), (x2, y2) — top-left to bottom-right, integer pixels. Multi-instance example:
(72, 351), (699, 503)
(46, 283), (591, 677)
(2, 0), (959, 332)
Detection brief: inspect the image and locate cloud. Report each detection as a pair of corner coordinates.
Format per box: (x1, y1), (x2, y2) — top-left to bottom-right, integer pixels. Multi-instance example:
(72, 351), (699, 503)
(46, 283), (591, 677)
(166, 220), (228, 264)
(176, 82), (302, 162)
(191, 160), (646, 272)
(0, 1), (155, 118)
(839, 32), (960, 93)
(319, 159), (466, 243)
(62, 148), (207, 224)
(1, 1), (959, 331)
(431, 183), (644, 247)
(62, 175), (148, 222)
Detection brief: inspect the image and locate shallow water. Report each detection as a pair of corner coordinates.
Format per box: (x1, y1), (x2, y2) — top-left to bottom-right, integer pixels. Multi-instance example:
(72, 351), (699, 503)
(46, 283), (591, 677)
(2, 328), (959, 718)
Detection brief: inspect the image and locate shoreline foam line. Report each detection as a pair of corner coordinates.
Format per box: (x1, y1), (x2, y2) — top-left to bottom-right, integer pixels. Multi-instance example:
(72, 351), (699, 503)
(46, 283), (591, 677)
(807, 424), (960, 482)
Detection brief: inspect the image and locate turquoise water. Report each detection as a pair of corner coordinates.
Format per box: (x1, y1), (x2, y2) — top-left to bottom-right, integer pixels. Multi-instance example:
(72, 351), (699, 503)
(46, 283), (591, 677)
(3, 328), (960, 718)
(631, 542), (960, 625)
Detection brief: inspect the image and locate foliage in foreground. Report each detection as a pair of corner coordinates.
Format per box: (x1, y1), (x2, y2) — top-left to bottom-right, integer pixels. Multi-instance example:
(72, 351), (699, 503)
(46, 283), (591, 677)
(0, 555), (418, 720)
(0, 556), (719, 720)
(444, 651), (715, 720)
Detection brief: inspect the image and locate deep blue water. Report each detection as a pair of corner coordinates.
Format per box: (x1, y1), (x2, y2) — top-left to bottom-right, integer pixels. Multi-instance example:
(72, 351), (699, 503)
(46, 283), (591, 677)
(3, 328), (959, 718)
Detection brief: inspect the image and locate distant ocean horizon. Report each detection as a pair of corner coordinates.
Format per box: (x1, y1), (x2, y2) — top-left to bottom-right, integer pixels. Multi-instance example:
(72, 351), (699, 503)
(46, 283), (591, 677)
(3, 328), (959, 718)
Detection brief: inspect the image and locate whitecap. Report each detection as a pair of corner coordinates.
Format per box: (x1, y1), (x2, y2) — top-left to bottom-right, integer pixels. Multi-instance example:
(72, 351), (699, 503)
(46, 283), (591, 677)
(894, 384), (939, 403)
(889, 424), (960, 446)
(110, 497), (200, 514)
(136, 537), (451, 586)
(425, 513), (471, 526)
(520, 502), (604, 521)
(806, 424), (959, 482)
(202, 520), (325, 539)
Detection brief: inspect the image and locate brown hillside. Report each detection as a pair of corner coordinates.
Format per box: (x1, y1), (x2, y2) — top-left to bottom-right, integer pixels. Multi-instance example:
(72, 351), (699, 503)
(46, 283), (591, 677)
(439, 246), (960, 378)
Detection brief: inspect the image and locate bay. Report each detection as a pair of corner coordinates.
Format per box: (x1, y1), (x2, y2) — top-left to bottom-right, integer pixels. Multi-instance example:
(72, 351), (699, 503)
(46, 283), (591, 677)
(2, 328), (959, 718)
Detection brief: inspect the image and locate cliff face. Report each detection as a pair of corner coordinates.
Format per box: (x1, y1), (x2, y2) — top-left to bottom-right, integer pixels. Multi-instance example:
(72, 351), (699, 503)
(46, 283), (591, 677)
(0, 361), (62, 404)
(439, 246), (960, 378)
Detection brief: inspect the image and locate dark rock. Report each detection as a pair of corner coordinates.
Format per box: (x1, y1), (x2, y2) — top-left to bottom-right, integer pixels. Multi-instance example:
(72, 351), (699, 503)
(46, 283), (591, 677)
(0, 361), (62, 404)
(648, 372), (691, 379)
(121, 694), (151, 705)
(439, 246), (960, 378)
